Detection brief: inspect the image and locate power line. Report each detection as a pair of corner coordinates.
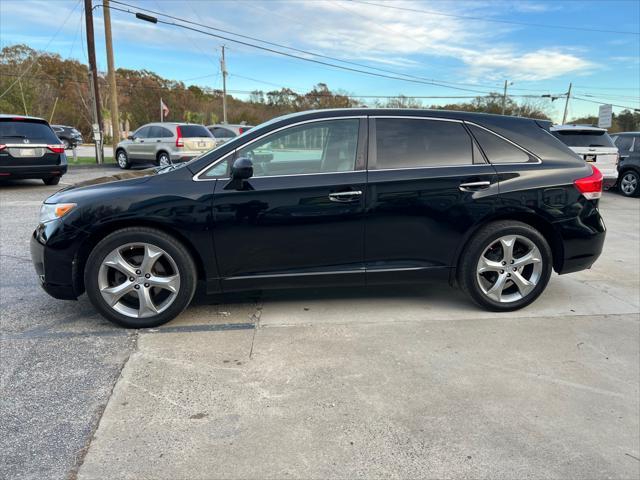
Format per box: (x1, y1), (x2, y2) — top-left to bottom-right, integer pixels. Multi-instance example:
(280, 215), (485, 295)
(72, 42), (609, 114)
(348, 0), (640, 35)
(572, 96), (639, 111)
(105, 0), (496, 95)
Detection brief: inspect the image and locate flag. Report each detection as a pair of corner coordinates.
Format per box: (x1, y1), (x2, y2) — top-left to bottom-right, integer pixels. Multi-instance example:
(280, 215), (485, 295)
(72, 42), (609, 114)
(160, 98), (169, 121)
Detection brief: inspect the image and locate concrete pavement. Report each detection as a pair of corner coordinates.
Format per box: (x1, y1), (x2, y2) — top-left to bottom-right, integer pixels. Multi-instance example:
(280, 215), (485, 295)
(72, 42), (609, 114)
(1, 169), (638, 479)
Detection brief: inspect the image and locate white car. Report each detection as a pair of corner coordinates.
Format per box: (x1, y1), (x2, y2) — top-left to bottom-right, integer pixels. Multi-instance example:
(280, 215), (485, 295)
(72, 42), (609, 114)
(550, 125), (619, 188)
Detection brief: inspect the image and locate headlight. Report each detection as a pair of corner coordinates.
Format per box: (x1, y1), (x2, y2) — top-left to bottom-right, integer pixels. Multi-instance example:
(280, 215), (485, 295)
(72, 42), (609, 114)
(39, 203), (76, 224)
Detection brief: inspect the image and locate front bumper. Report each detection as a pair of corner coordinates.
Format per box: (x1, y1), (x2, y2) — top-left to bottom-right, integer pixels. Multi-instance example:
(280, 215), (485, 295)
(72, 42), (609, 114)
(30, 222), (78, 300)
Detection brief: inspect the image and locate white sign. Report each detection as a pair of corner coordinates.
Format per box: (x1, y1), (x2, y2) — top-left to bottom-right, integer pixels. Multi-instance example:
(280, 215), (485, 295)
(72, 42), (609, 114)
(598, 104), (612, 129)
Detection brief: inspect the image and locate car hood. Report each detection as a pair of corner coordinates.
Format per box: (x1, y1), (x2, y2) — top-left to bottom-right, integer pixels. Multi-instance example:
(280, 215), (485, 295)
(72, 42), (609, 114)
(61, 168), (156, 191)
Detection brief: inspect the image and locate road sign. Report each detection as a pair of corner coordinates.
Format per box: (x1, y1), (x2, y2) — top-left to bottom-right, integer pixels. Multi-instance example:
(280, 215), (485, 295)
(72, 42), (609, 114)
(598, 104), (612, 129)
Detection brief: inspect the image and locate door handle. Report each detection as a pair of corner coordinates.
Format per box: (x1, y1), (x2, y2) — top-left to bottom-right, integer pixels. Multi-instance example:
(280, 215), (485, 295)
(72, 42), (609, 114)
(329, 191), (362, 202)
(156, 139), (161, 142)
(459, 181), (491, 192)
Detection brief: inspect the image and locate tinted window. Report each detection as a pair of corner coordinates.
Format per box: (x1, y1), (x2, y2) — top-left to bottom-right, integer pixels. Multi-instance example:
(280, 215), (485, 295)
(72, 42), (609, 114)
(614, 135), (634, 152)
(551, 130), (615, 148)
(148, 126), (163, 138)
(134, 126), (151, 139)
(0, 120), (59, 143)
(160, 127), (173, 138)
(469, 124), (530, 163)
(206, 119), (359, 178)
(212, 127), (236, 138)
(375, 119), (472, 169)
(180, 125), (212, 138)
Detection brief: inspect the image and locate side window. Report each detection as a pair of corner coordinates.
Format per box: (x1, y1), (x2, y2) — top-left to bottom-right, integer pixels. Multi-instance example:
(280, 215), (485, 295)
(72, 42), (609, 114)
(160, 127), (174, 138)
(614, 135), (633, 152)
(134, 126), (150, 139)
(375, 119), (472, 169)
(468, 124), (531, 163)
(148, 126), (163, 138)
(235, 119), (359, 177)
(213, 127), (236, 138)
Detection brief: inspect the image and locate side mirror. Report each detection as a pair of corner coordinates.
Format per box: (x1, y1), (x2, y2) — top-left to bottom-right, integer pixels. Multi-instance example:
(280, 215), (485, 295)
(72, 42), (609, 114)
(127, 135), (134, 140)
(225, 157), (254, 190)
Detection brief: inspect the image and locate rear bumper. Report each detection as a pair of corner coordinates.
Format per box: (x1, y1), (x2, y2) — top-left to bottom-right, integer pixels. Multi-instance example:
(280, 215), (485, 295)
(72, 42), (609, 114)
(170, 151), (207, 161)
(554, 201), (606, 274)
(0, 163), (67, 179)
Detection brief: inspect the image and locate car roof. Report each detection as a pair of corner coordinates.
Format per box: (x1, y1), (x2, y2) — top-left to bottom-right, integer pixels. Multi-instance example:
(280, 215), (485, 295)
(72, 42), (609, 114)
(0, 114), (48, 123)
(614, 131), (640, 135)
(550, 124), (607, 132)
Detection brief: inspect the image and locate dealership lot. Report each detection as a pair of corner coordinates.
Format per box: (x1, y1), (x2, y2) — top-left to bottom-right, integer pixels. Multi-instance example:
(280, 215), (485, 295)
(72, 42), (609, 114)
(1, 168), (639, 479)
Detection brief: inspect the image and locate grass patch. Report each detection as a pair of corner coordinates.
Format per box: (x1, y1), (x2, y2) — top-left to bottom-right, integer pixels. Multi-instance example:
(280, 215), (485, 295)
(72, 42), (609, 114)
(67, 156), (116, 166)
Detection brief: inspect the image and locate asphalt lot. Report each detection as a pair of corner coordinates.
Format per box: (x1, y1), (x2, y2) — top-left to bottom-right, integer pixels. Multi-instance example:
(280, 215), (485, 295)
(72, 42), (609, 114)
(1, 168), (639, 480)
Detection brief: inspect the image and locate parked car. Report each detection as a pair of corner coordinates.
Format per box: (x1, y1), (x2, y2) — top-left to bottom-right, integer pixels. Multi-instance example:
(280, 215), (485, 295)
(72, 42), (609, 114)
(550, 125), (618, 188)
(207, 123), (253, 145)
(611, 132), (640, 197)
(115, 123), (215, 169)
(51, 125), (83, 149)
(31, 109), (605, 328)
(0, 114), (67, 185)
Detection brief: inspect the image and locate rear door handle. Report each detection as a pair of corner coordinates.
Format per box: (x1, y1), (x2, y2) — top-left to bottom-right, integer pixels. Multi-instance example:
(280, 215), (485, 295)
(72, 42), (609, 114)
(459, 181), (491, 192)
(329, 191), (362, 202)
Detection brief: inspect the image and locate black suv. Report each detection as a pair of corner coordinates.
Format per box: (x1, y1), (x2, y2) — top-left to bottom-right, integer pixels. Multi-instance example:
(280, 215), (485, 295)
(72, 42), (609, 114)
(51, 125), (83, 149)
(31, 109), (606, 328)
(612, 132), (640, 197)
(0, 115), (67, 185)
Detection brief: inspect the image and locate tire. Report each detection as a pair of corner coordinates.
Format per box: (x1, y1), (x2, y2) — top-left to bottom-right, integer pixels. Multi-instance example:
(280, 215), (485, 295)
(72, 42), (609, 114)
(458, 221), (552, 311)
(43, 176), (61, 186)
(116, 149), (131, 169)
(618, 170), (639, 197)
(157, 151), (171, 168)
(62, 139), (71, 150)
(84, 227), (197, 328)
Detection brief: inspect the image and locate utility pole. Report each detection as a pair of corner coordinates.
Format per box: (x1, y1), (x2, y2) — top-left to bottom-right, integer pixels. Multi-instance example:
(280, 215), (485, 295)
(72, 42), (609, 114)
(562, 82), (572, 125)
(221, 46), (228, 124)
(103, 0), (120, 155)
(84, 0), (103, 164)
(501, 79), (509, 115)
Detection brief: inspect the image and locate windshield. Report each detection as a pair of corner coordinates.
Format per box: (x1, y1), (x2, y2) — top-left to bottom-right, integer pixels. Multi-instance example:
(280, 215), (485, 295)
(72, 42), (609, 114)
(551, 130), (615, 148)
(0, 120), (59, 143)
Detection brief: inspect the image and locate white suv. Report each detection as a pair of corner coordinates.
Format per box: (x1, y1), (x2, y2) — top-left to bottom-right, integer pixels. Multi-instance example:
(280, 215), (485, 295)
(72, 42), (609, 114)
(550, 125), (619, 188)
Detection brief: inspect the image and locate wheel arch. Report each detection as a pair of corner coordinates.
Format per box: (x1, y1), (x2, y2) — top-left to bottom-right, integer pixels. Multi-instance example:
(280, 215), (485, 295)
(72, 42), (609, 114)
(450, 211), (564, 286)
(156, 150), (170, 160)
(72, 219), (207, 296)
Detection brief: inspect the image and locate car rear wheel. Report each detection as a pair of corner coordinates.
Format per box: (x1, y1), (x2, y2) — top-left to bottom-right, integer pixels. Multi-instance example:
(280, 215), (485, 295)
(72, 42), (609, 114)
(84, 227), (197, 328)
(62, 139), (71, 150)
(116, 149), (130, 169)
(157, 152), (171, 168)
(459, 221), (552, 311)
(619, 170), (639, 197)
(43, 176), (60, 186)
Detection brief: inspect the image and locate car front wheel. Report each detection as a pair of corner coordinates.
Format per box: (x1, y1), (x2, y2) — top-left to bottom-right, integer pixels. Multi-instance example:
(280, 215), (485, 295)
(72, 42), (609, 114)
(459, 221), (552, 311)
(619, 170), (639, 197)
(84, 227), (197, 328)
(116, 149), (130, 169)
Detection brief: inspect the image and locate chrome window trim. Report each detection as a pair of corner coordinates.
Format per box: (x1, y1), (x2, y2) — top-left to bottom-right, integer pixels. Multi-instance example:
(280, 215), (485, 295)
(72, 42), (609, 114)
(192, 116), (366, 181)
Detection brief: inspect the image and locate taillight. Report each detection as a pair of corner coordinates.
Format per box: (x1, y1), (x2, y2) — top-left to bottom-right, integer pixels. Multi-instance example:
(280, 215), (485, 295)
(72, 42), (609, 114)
(175, 126), (184, 148)
(239, 128), (246, 134)
(574, 165), (603, 200)
(47, 145), (65, 153)
(0, 144), (6, 151)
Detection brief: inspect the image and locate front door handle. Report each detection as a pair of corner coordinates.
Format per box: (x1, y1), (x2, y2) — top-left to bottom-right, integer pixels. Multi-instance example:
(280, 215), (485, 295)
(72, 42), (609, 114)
(329, 191), (362, 202)
(459, 181), (491, 192)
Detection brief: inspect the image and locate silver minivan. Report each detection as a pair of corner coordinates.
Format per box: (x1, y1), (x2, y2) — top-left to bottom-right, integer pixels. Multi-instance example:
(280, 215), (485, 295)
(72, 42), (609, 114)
(115, 123), (215, 169)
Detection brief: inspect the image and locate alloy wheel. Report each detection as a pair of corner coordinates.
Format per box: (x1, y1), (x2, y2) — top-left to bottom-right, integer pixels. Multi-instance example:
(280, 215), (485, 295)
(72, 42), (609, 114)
(476, 235), (543, 303)
(98, 243), (180, 318)
(117, 151), (128, 168)
(159, 154), (171, 168)
(620, 172), (638, 196)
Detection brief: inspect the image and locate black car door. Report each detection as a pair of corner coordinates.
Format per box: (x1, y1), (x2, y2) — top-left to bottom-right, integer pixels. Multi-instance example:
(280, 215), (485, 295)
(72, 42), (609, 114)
(209, 117), (368, 291)
(365, 116), (500, 284)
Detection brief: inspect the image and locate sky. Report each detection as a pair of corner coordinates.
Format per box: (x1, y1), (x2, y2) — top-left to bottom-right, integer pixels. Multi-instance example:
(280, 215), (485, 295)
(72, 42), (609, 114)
(1, 0), (639, 123)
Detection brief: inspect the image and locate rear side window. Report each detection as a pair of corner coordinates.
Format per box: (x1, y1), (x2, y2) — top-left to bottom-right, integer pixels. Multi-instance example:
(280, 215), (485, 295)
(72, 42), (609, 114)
(375, 118), (472, 169)
(614, 135), (634, 152)
(551, 130), (615, 148)
(180, 125), (212, 138)
(212, 127), (235, 138)
(0, 120), (59, 143)
(468, 124), (530, 164)
(149, 126), (174, 138)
